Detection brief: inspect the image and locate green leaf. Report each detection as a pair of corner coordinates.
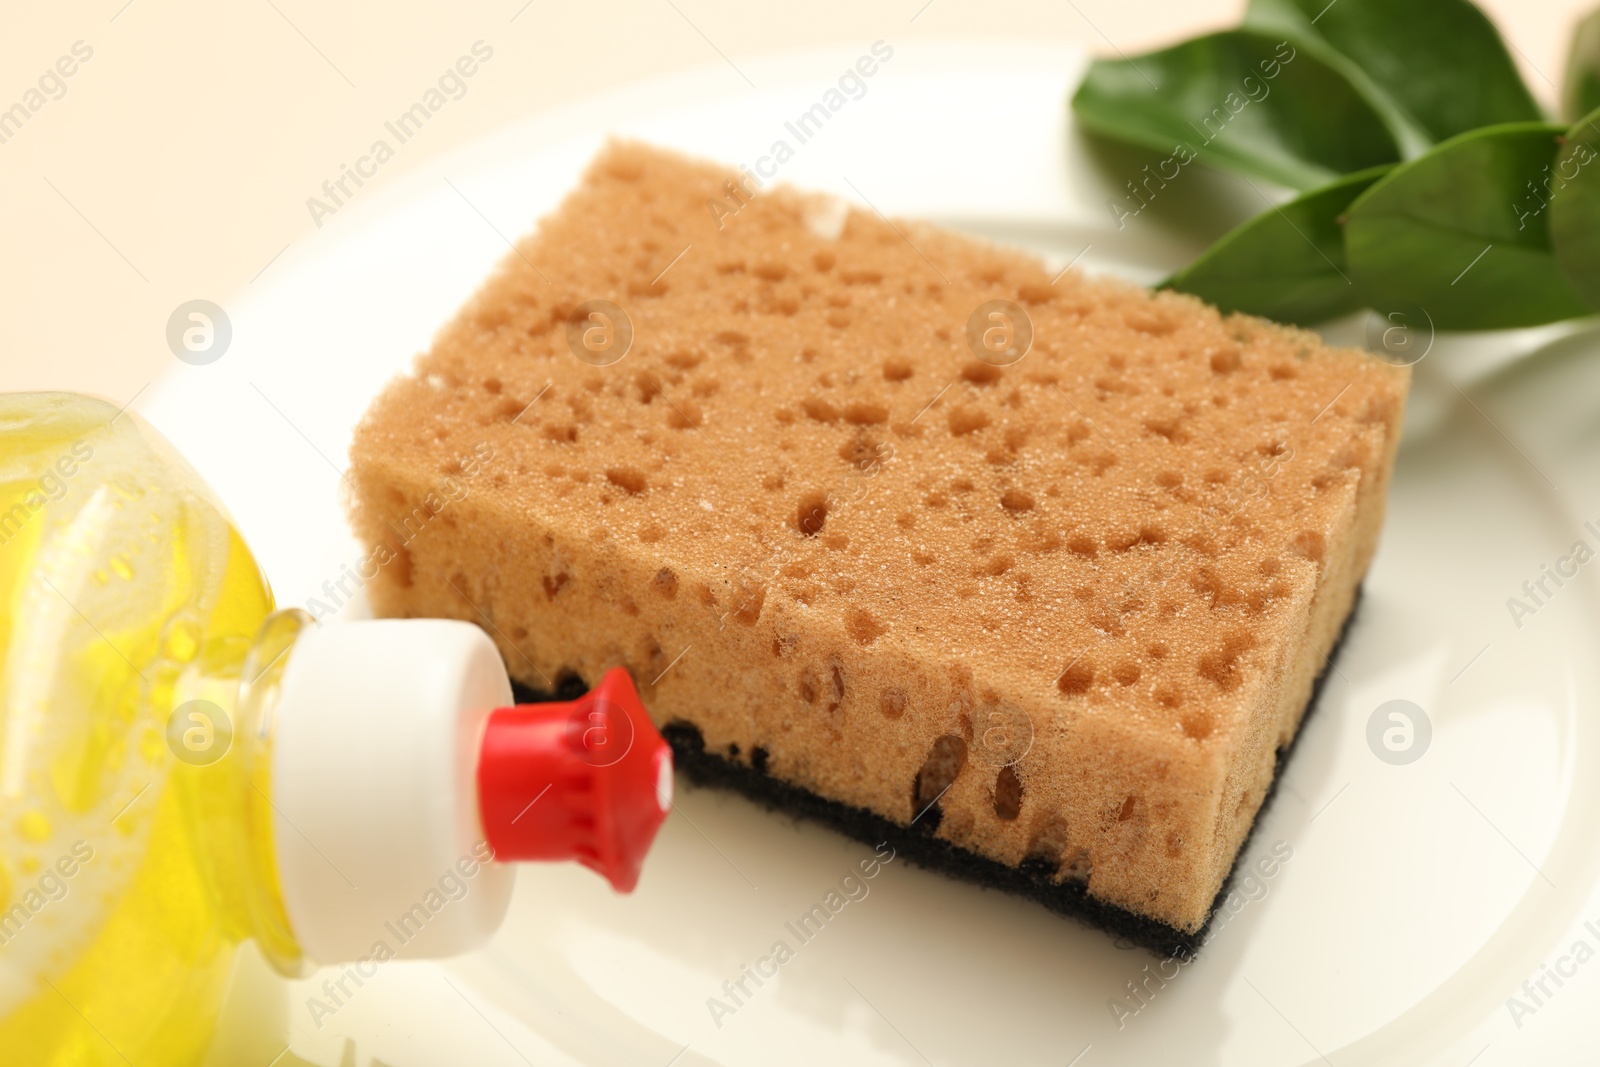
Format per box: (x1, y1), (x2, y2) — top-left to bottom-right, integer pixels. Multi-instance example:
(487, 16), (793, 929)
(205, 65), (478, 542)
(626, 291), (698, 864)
(1548, 106), (1600, 309)
(1345, 123), (1590, 329)
(1245, 0), (1542, 144)
(1563, 8), (1600, 122)
(1161, 166), (1391, 324)
(1071, 30), (1402, 190)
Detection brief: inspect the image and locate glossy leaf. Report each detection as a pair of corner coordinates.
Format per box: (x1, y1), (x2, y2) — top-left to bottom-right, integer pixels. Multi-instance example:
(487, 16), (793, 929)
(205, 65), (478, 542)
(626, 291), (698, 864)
(1072, 30), (1401, 190)
(1345, 123), (1590, 329)
(1245, 0), (1542, 144)
(1563, 7), (1600, 121)
(1162, 166), (1391, 324)
(1548, 106), (1600, 309)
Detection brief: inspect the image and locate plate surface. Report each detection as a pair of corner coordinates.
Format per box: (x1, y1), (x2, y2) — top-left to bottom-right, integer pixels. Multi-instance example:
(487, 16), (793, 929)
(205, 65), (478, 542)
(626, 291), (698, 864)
(139, 40), (1600, 1067)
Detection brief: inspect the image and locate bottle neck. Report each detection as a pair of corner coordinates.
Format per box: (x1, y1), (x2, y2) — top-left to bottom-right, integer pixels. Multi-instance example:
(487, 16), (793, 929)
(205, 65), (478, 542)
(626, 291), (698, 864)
(174, 614), (670, 967)
(171, 607), (311, 977)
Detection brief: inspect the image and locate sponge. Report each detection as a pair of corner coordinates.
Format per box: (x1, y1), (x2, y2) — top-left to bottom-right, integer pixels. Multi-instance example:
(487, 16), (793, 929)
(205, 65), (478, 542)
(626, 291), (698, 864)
(348, 141), (1407, 950)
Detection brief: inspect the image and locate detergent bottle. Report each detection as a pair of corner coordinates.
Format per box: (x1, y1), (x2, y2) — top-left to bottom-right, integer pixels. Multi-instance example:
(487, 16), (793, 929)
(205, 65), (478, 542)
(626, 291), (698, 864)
(0, 392), (673, 1065)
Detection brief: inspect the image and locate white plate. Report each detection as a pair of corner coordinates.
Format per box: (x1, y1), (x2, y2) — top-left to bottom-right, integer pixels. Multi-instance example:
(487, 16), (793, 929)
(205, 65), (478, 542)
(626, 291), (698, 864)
(140, 40), (1600, 1067)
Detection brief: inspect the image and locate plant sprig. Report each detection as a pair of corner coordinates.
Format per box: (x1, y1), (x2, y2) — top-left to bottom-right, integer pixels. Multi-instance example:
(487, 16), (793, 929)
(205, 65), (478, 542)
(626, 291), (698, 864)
(1072, 0), (1600, 330)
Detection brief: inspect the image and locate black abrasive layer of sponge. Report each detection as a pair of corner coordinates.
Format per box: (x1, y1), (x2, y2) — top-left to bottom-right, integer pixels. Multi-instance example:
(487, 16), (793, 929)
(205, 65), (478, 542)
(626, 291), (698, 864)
(511, 592), (1360, 957)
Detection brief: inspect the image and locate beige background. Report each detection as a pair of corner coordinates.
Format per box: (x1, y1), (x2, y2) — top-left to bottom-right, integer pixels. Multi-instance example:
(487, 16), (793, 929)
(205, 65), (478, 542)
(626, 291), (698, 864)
(0, 0), (1586, 403)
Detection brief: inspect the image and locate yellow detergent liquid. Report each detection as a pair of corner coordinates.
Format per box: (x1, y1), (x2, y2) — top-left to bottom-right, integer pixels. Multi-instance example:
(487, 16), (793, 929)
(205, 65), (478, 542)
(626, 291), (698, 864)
(0, 393), (672, 1066)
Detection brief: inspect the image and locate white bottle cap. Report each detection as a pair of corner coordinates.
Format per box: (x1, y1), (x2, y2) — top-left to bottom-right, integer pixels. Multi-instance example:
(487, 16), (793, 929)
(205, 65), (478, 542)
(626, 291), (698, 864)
(270, 619), (516, 964)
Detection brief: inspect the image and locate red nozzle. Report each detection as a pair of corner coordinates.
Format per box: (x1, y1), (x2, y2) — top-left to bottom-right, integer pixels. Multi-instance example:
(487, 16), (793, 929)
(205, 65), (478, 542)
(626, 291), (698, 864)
(476, 668), (673, 891)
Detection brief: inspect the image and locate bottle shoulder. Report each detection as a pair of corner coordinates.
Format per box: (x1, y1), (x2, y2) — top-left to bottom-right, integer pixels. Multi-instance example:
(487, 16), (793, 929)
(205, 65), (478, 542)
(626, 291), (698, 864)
(0, 391), (291, 1030)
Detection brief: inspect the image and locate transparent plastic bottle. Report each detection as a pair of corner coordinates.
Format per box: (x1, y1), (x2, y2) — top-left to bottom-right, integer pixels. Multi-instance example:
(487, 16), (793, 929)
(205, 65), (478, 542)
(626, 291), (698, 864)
(0, 393), (672, 1065)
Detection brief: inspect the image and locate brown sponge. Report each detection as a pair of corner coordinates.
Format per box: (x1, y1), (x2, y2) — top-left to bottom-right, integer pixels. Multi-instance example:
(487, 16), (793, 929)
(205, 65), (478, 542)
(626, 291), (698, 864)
(348, 141), (1408, 942)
